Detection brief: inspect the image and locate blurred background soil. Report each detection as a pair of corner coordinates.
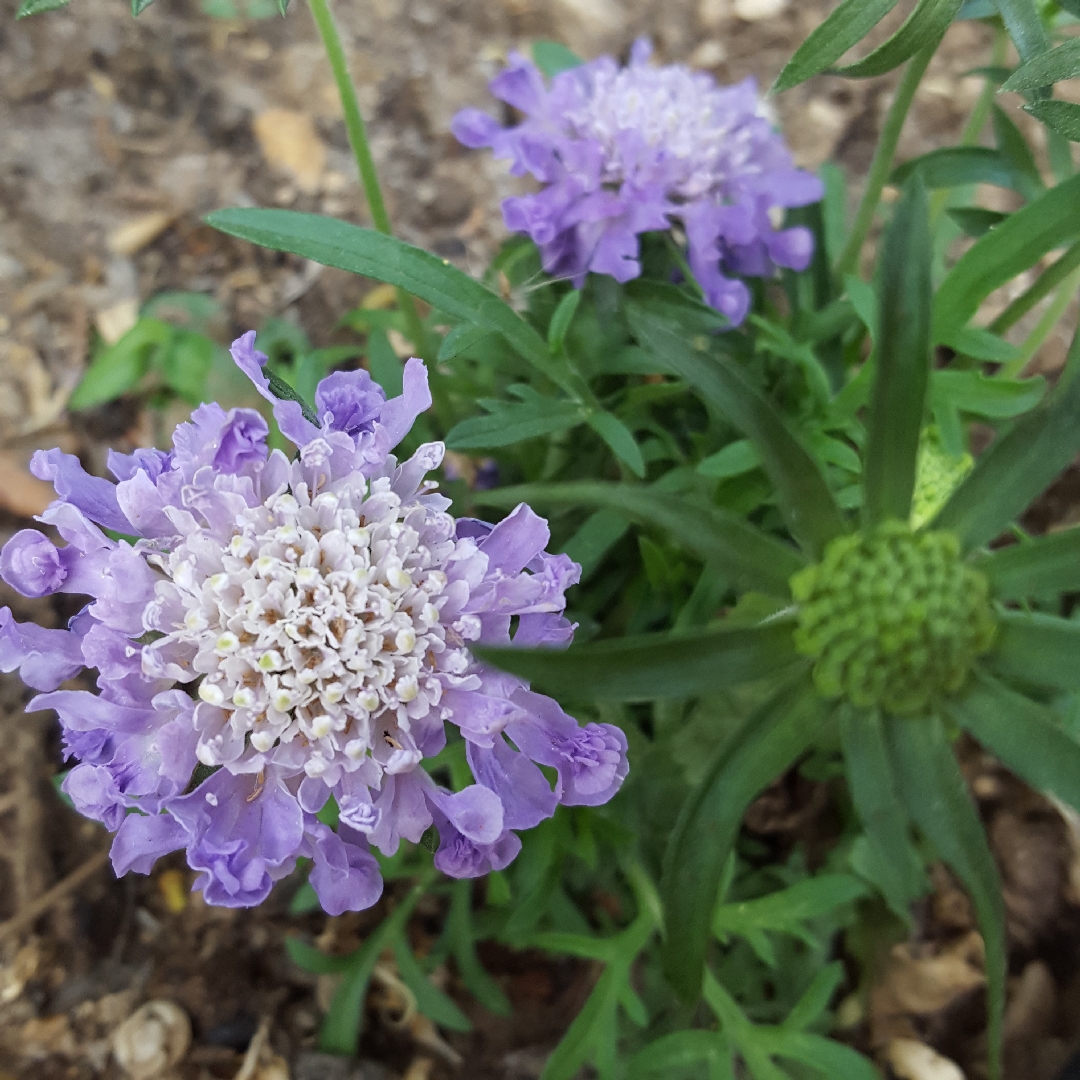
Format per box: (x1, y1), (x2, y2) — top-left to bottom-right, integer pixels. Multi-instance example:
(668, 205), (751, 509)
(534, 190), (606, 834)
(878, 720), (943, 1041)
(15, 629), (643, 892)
(1, 1), (1080, 1077)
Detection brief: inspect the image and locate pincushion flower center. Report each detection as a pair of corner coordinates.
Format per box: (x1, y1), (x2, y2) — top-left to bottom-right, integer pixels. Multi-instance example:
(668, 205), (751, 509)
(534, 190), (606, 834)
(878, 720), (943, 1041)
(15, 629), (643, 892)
(148, 481), (470, 777)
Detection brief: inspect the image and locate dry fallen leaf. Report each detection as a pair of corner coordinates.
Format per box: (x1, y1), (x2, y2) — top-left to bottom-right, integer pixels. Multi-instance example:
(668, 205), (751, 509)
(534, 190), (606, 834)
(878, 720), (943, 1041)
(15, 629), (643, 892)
(95, 298), (140, 346)
(252, 110), (327, 194)
(107, 212), (176, 257)
(885, 1038), (965, 1080)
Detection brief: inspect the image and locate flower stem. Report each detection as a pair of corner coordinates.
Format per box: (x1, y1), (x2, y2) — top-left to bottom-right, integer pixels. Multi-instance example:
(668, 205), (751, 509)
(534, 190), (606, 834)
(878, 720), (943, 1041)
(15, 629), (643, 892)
(307, 0), (430, 358)
(834, 42), (938, 280)
(1003, 263), (1080, 379)
(990, 241), (1080, 336)
(928, 25), (1008, 225)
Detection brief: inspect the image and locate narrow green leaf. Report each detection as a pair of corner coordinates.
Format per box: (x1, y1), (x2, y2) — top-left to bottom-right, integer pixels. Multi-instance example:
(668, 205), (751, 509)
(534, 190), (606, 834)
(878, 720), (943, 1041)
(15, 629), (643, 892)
(445, 399), (584, 450)
(834, 0), (963, 79)
(391, 938), (472, 1033)
(772, 0), (899, 92)
(285, 936), (355, 974)
(548, 289), (582, 354)
(991, 104), (1045, 199)
(586, 411), (646, 478)
(931, 370), (1043, 417)
(783, 962), (846, 1032)
(713, 874), (866, 940)
(757, 1029), (882, 1080)
(947, 207), (1009, 238)
(838, 706), (927, 919)
(131, 0), (155, 13)
(473, 481), (806, 596)
(951, 671), (1080, 814)
(277, 0), (289, 12)
(991, 0), (1049, 64)
(532, 40), (584, 77)
(978, 527), (1080, 600)
(863, 176), (932, 527)
(69, 317), (173, 410)
(697, 440), (762, 480)
(627, 1030), (723, 1076)
(892, 145), (1041, 201)
(937, 327), (1022, 365)
(627, 304), (847, 557)
(320, 875), (433, 1055)
(1024, 101), (1080, 143)
(438, 323), (491, 361)
(449, 879), (511, 1015)
(478, 621), (801, 702)
(932, 173), (1080, 342)
(930, 360), (1080, 548)
(541, 969), (616, 1080)
(16, 0), (69, 15)
(560, 509), (630, 580)
(205, 209), (571, 390)
(884, 715), (1006, 1080)
(986, 610), (1080, 691)
(662, 674), (821, 1000)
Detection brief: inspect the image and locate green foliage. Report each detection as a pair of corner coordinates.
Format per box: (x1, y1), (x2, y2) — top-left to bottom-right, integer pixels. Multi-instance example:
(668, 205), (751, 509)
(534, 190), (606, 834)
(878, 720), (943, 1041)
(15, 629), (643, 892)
(16, 0), (69, 15)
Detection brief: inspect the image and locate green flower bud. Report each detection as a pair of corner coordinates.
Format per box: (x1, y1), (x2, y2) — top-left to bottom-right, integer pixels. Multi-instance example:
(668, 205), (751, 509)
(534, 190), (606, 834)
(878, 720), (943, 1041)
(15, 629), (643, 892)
(791, 521), (996, 716)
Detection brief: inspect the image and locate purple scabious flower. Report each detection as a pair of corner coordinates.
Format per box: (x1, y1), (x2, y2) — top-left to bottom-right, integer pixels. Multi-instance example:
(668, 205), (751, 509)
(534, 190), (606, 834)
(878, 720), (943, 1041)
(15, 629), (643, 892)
(0, 333), (627, 913)
(453, 39), (823, 326)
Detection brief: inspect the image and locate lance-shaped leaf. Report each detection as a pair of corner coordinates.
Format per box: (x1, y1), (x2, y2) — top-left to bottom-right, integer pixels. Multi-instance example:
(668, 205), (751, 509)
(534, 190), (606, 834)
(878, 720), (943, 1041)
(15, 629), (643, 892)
(884, 715), (1006, 1080)
(891, 147), (1042, 201)
(838, 706), (927, 920)
(991, 0), (1049, 65)
(986, 610), (1080, 692)
(863, 176), (932, 527)
(627, 304), (847, 557)
(1025, 101), (1080, 143)
(205, 208), (580, 394)
(933, 173), (1080, 342)
(835, 0), (964, 79)
(16, 0), (69, 14)
(473, 481), (806, 596)
(930, 360), (1080, 549)
(446, 398), (585, 450)
(950, 671), (1080, 814)
(772, 0), (898, 93)
(661, 673), (820, 1000)
(477, 621), (801, 702)
(978, 528), (1080, 600)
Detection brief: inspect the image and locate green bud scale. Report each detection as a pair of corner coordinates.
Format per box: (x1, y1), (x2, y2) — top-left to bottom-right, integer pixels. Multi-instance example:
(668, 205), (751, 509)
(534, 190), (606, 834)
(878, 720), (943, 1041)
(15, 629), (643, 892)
(790, 522), (996, 715)
(910, 428), (973, 531)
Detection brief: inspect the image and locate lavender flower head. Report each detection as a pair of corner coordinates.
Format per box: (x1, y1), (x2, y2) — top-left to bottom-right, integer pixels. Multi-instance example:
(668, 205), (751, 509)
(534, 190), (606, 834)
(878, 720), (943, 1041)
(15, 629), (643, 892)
(0, 333), (628, 913)
(453, 39), (823, 326)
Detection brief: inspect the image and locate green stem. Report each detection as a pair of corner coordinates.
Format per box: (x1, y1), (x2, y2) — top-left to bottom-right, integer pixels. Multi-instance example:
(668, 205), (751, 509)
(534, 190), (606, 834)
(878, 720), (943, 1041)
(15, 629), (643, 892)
(834, 42), (938, 280)
(1002, 264), (1080, 378)
(307, 0), (430, 357)
(990, 241), (1080, 335)
(929, 25), (1008, 225)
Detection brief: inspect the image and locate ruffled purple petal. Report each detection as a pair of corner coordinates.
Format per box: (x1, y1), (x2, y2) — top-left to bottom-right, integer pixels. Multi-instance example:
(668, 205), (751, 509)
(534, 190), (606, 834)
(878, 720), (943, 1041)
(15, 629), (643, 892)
(0, 530), (67, 597)
(30, 449), (133, 534)
(308, 823), (384, 915)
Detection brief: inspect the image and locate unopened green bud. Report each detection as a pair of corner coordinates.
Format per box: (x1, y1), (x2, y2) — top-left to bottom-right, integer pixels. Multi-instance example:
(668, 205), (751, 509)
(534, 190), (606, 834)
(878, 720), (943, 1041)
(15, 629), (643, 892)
(791, 521), (996, 715)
